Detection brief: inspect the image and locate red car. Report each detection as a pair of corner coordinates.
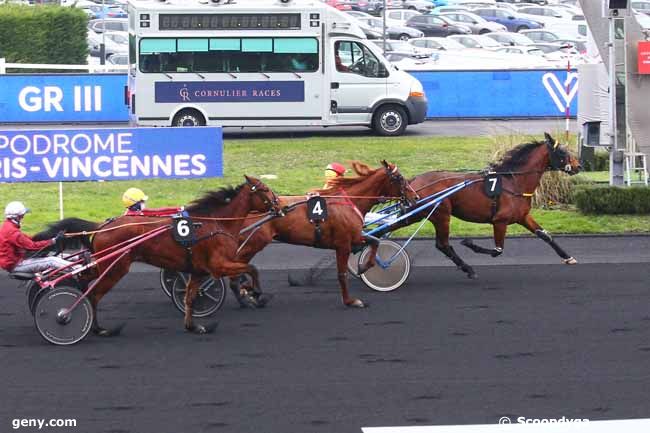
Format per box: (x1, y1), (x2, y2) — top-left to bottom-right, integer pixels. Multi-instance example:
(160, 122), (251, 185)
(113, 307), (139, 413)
(325, 0), (352, 11)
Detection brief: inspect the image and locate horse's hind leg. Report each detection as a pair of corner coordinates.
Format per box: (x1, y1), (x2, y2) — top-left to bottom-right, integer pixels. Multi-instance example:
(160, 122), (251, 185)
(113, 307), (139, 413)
(460, 222), (507, 258)
(357, 234), (380, 275)
(519, 214), (577, 264)
(431, 212), (477, 279)
(335, 246), (365, 308)
(88, 258), (131, 337)
(183, 275), (218, 334)
(231, 265), (273, 309)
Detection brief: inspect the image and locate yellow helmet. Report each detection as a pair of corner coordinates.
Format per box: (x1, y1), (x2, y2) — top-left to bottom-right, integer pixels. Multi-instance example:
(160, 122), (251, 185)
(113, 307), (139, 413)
(122, 188), (148, 207)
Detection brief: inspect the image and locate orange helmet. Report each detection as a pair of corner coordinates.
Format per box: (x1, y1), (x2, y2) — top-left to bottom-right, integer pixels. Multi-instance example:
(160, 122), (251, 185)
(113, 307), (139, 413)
(324, 162), (346, 178)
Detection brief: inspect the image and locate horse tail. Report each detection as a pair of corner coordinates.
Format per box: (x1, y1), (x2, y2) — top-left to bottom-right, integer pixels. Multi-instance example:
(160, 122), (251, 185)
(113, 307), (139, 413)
(33, 217), (100, 250)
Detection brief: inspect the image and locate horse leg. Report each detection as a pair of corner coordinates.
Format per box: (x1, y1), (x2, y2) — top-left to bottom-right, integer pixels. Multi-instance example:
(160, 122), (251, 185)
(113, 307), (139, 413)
(520, 214), (577, 264)
(183, 275), (218, 334)
(336, 246), (365, 308)
(88, 258), (131, 337)
(357, 234), (380, 275)
(431, 214), (477, 279)
(460, 222), (507, 258)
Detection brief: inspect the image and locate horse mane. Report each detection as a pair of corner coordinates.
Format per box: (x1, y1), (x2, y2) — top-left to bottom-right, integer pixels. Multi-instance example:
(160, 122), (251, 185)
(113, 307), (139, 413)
(186, 183), (244, 215)
(313, 161), (381, 194)
(490, 141), (545, 172)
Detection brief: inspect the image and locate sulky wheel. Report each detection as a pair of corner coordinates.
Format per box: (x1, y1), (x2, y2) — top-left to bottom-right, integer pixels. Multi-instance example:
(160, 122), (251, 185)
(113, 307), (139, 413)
(33, 285), (93, 346)
(171, 274), (227, 318)
(159, 268), (178, 298)
(359, 239), (411, 292)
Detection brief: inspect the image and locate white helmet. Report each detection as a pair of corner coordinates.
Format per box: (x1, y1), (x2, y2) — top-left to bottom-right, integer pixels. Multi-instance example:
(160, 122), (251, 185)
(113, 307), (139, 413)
(5, 201), (30, 219)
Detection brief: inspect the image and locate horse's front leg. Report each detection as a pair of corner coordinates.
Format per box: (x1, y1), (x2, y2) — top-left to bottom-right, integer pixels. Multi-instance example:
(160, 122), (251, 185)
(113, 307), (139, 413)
(519, 214), (577, 264)
(460, 222), (507, 258)
(335, 246), (365, 308)
(431, 211), (477, 279)
(357, 234), (380, 275)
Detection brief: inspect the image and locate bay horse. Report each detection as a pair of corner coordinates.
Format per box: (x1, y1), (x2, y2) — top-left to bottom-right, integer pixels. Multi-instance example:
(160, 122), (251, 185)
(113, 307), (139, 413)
(35, 176), (283, 335)
(232, 161), (418, 308)
(398, 133), (582, 279)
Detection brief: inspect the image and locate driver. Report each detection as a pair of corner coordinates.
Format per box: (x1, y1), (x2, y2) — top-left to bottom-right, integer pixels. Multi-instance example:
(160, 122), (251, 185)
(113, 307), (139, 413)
(0, 201), (70, 274)
(122, 187), (181, 217)
(323, 162), (347, 188)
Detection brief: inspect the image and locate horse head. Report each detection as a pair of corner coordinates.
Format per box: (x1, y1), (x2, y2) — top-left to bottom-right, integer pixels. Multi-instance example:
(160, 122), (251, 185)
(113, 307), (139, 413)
(244, 175), (283, 216)
(543, 132), (582, 175)
(381, 160), (419, 206)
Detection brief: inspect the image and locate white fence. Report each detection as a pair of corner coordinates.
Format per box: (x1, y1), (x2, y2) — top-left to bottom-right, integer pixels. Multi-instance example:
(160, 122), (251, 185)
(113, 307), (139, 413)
(0, 58), (128, 74)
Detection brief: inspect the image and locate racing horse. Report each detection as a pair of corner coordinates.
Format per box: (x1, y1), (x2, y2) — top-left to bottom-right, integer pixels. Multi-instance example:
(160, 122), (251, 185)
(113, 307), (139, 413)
(232, 161), (418, 308)
(35, 177), (283, 335)
(397, 133), (582, 279)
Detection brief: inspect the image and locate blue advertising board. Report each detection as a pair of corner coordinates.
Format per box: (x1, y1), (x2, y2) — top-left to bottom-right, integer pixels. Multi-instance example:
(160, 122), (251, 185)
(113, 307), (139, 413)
(0, 74), (128, 123)
(409, 69), (578, 118)
(0, 127), (222, 182)
(155, 81), (305, 103)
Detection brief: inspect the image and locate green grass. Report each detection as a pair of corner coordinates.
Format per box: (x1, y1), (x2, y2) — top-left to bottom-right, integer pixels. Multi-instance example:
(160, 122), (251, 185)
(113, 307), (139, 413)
(2, 135), (648, 236)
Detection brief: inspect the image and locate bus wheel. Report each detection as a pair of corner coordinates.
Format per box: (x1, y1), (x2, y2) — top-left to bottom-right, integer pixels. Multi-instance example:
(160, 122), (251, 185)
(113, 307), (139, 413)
(372, 105), (407, 136)
(172, 109), (206, 127)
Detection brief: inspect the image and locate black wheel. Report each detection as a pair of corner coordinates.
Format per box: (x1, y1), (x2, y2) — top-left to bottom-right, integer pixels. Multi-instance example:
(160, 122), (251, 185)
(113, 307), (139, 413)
(172, 109), (206, 127)
(171, 274), (227, 318)
(372, 104), (407, 136)
(359, 239), (411, 292)
(34, 286), (93, 346)
(159, 268), (177, 298)
(516, 26), (529, 32)
(398, 33), (410, 41)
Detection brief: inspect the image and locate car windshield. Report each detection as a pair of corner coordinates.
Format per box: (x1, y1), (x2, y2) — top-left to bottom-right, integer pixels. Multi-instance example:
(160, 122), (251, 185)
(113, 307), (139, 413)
(526, 48), (545, 56)
(463, 13), (486, 23)
(511, 33), (534, 45)
(439, 39), (466, 50)
(475, 36), (502, 48)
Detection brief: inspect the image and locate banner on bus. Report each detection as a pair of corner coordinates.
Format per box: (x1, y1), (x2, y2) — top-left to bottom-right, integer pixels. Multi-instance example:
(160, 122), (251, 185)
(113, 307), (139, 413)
(0, 74), (129, 123)
(155, 81), (305, 103)
(0, 127), (223, 182)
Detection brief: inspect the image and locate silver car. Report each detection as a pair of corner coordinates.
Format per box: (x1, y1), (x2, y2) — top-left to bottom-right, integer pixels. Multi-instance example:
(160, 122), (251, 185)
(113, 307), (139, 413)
(439, 12), (508, 34)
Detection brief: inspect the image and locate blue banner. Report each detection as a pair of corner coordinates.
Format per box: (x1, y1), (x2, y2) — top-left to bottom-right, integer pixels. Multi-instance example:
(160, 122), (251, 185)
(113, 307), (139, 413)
(155, 81), (305, 103)
(0, 74), (129, 123)
(0, 127), (222, 182)
(409, 69), (578, 118)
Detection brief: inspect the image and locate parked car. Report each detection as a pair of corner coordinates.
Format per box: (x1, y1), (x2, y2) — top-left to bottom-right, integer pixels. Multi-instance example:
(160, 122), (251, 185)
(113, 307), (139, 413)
(517, 6), (577, 25)
(356, 16), (425, 40)
(88, 18), (128, 33)
(371, 39), (426, 55)
(87, 31), (127, 59)
(406, 14), (472, 36)
(448, 34), (504, 50)
(349, 0), (384, 15)
(324, 0), (352, 11)
(472, 7), (544, 32)
(519, 29), (560, 43)
(408, 37), (467, 54)
(485, 31), (535, 46)
(107, 53), (128, 65)
(346, 10), (375, 19)
(430, 6), (472, 14)
(103, 31), (129, 47)
(78, 4), (127, 19)
(532, 42), (585, 66)
(496, 45), (546, 57)
(383, 8), (421, 26)
(401, 0), (434, 13)
(501, 0), (548, 4)
(555, 38), (587, 54)
(439, 11), (507, 34)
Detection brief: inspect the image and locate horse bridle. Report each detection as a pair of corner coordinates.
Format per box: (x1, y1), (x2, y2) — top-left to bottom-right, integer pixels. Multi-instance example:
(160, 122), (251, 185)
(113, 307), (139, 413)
(547, 140), (573, 173)
(385, 165), (419, 207)
(248, 180), (284, 216)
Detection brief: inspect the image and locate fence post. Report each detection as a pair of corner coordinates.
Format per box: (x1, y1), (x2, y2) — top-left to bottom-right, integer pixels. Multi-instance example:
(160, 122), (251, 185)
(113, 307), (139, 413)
(0, 58), (6, 74)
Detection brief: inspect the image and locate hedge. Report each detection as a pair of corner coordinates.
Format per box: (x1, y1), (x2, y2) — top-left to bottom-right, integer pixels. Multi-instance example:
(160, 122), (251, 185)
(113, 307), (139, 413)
(574, 185), (650, 214)
(0, 4), (87, 66)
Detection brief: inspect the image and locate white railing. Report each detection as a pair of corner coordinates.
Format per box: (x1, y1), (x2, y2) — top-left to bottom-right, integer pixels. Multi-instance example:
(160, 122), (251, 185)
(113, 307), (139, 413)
(0, 58), (128, 74)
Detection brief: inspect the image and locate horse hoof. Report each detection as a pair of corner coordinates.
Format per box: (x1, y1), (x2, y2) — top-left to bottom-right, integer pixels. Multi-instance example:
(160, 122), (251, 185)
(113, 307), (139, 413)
(203, 321), (219, 334)
(346, 299), (366, 308)
(563, 257), (578, 265)
(254, 293), (274, 308)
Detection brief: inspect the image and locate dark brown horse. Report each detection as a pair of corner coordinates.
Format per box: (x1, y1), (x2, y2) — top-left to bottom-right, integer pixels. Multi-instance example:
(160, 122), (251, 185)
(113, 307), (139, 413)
(35, 177), (282, 335)
(232, 161), (418, 308)
(398, 133), (582, 279)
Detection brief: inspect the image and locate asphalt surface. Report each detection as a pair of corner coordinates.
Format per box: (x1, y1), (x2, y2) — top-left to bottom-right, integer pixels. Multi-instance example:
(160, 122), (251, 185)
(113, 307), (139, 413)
(1, 237), (650, 433)
(0, 119), (576, 138)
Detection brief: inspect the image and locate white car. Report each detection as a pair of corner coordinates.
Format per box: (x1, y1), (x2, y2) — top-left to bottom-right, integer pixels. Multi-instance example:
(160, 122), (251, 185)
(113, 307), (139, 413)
(517, 6), (577, 26)
(87, 31), (127, 59)
(408, 37), (467, 55)
(400, 0), (434, 13)
(632, 1), (650, 16)
(383, 8), (421, 26)
(486, 31), (536, 46)
(448, 34), (504, 50)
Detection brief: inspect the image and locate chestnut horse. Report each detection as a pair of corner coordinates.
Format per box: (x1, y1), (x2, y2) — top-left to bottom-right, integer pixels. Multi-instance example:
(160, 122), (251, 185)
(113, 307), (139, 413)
(232, 161), (418, 308)
(35, 177), (282, 335)
(397, 133), (582, 279)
